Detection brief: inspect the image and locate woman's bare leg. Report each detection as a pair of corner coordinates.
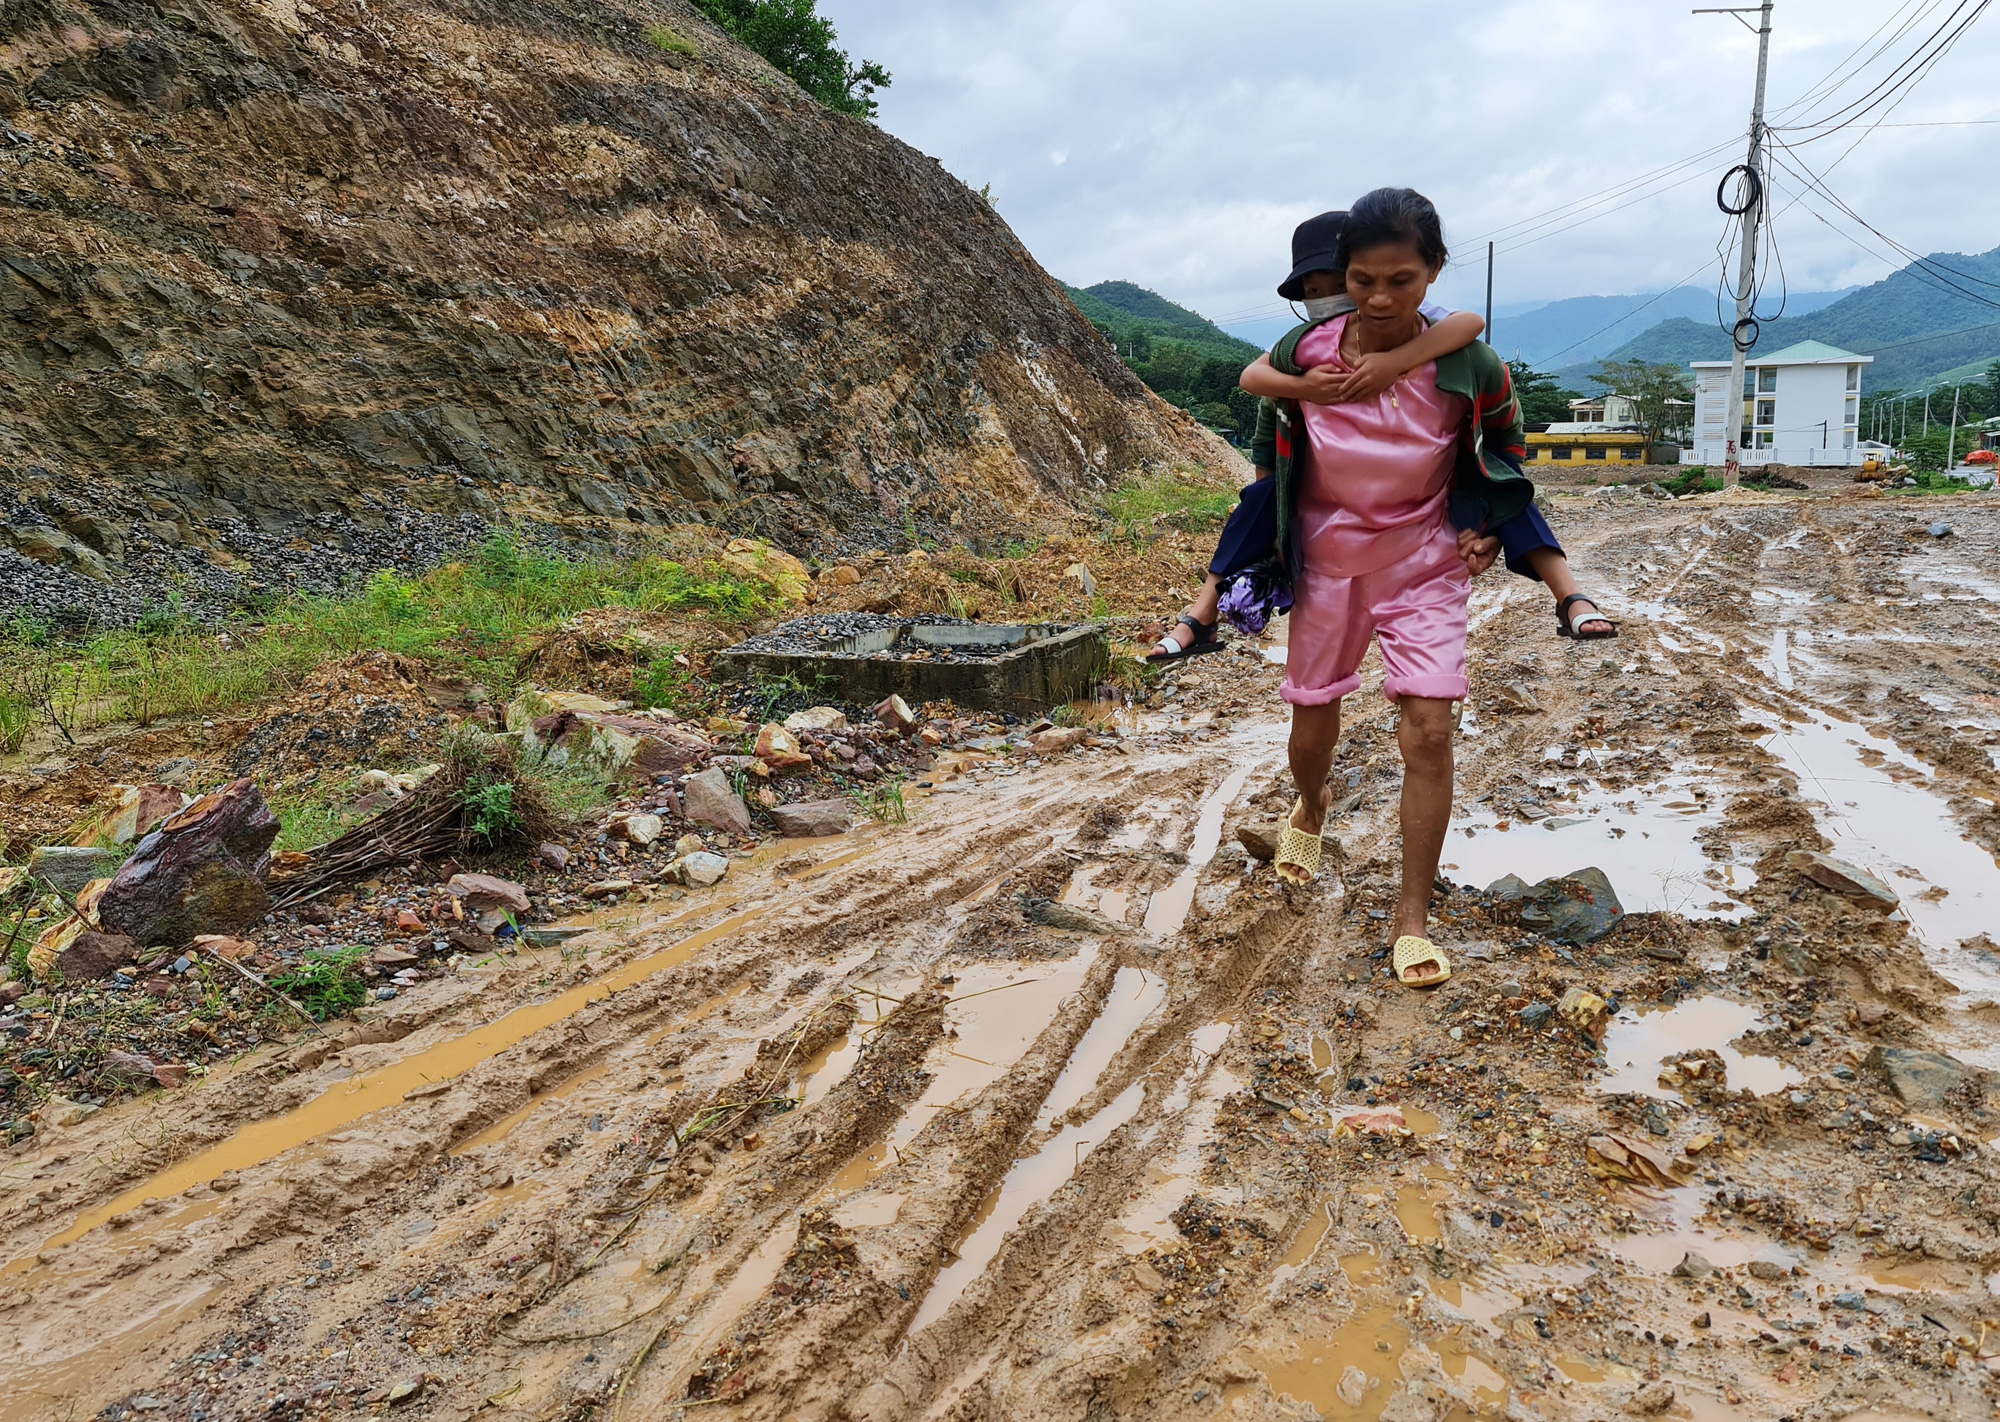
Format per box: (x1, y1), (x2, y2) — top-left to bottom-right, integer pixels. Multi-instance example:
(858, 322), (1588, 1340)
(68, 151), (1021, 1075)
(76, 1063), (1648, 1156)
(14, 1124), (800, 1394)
(1393, 696), (1455, 980)
(1288, 701), (1341, 833)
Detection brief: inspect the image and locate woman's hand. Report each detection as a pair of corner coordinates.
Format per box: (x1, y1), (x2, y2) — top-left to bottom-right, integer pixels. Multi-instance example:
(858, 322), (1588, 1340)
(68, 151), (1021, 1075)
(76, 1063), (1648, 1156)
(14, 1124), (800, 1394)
(1457, 528), (1501, 577)
(1329, 350), (1408, 403)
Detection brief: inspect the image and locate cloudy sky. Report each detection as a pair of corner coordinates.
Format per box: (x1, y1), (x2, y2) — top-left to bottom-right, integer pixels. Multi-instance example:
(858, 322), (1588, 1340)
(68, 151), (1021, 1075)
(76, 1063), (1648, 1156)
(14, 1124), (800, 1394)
(821, 0), (2000, 337)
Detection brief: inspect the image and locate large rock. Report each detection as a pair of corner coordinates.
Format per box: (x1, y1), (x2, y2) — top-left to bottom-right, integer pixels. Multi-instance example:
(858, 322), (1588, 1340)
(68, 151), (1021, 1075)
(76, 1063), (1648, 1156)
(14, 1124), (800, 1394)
(1515, 867), (1624, 944)
(27, 846), (119, 895)
(96, 779), (279, 948)
(684, 769), (752, 837)
(446, 873), (531, 933)
(769, 800), (856, 838)
(78, 785), (188, 849)
(1785, 851), (1898, 908)
(1867, 1046), (1987, 1112)
(54, 930), (138, 981)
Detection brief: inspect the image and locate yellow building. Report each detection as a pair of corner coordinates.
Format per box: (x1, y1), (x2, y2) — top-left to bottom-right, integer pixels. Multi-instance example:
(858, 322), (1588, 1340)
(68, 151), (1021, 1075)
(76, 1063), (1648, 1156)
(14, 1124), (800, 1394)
(1524, 422), (1650, 466)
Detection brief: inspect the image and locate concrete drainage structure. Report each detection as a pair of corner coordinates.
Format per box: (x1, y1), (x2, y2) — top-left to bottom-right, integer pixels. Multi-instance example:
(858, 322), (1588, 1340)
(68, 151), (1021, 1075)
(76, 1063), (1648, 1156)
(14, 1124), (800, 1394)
(711, 615), (1109, 715)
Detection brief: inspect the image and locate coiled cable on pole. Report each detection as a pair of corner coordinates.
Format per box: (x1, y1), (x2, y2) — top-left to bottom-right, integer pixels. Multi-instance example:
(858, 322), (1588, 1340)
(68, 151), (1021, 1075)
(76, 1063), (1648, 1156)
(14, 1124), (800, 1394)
(1717, 164), (1763, 216)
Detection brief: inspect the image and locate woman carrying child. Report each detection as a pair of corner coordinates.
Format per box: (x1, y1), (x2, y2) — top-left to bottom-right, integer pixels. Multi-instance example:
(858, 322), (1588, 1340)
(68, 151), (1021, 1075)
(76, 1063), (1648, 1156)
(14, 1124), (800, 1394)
(1237, 188), (1532, 989)
(1147, 211), (1613, 661)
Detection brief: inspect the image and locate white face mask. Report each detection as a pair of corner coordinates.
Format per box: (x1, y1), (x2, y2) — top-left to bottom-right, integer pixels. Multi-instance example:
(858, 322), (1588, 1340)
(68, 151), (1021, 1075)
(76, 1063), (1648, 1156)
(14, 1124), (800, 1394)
(1302, 294), (1346, 321)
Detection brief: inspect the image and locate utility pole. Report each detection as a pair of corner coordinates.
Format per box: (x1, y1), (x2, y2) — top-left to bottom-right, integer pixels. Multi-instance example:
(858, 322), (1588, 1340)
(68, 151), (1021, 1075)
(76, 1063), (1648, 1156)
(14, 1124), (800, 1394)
(1698, 1), (1775, 488)
(1947, 383), (1962, 469)
(1485, 242), (1495, 346)
(1923, 389), (1931, 436)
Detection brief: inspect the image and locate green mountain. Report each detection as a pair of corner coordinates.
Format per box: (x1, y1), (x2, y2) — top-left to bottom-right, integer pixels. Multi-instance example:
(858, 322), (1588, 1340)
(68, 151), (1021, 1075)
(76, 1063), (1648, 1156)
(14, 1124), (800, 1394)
(1551, 246), (2000, 392)
(1062, 281), (1261, 436)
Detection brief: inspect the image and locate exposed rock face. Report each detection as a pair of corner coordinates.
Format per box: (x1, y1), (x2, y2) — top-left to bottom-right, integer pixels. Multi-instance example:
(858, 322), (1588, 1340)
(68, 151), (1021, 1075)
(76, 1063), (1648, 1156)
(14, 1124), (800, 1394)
(0, 0), (1225, 620)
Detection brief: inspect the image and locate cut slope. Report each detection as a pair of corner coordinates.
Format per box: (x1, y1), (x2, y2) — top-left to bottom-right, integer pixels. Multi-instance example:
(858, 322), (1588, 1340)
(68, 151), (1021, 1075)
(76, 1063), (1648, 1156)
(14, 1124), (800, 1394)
(0, 0), (1226, 603)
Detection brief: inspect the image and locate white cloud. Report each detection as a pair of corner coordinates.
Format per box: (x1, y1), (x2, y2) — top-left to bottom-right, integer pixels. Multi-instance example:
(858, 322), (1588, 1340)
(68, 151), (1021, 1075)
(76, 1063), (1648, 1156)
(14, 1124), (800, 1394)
(822, 0), (2000, 324)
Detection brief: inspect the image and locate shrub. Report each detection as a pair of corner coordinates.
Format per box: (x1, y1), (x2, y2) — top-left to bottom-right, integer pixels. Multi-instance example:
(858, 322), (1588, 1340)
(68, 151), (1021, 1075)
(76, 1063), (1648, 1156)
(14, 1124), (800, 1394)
(645, 23), (696, 54)
(691, 0), (890, 117)
(271, 946), (370, 1021)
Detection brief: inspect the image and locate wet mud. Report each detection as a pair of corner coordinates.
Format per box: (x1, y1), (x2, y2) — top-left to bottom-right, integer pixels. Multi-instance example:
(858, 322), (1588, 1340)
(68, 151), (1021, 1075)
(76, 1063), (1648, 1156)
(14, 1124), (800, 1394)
(6, 489), (2000, 1421)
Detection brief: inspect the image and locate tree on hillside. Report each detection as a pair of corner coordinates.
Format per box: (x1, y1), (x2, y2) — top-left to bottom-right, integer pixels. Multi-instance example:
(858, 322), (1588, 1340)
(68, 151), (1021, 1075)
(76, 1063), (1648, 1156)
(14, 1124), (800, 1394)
(1592, 359), (1695, 449)
(693, 0), (890, 117)
(1507, 361), (1583, 425)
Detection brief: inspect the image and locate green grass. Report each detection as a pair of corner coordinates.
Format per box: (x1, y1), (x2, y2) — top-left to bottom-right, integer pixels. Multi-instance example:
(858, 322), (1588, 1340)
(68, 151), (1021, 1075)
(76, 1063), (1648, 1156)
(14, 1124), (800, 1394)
(270, 947), (371, 1021)
(270, 786), (357, 855)
(1661, 467), (1723, 497)
(0, 690), (29, 754)
(0, 533), (782, 745)
(1106, 469), (1236, 537)
(645, 23), (696, 54)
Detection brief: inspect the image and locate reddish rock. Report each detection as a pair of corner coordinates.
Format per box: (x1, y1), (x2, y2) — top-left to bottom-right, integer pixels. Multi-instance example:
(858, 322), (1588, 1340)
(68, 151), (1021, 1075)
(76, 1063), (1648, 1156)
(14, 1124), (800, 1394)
(393, 909), (426, 934)
(190, 934), (257, 961)
(447, 873), (531, 931)
(151, 1062), (190, 1088)
(54, 930), (138, 981)
(96, 779), (279, 948)
(768, 801), (856, 838)
(97, 1050), (161, 1089)
(0, 982), (24, 1006)
(873, 694), (918, 734)
(753, 723), (813, 773)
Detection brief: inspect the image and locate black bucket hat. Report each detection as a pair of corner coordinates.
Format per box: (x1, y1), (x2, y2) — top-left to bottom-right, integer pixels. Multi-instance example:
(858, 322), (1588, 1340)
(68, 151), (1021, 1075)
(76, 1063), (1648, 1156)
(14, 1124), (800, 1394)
(1277, 210), (1349, 301)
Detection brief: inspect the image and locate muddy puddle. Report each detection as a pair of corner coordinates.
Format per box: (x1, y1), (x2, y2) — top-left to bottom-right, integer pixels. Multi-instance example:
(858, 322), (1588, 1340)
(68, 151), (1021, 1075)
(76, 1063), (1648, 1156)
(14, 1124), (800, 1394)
(1442, 768), (1757, 919)
(5, 907), (767, 1276)
(909, 967), (1166, 1334)
(1597, 996), (1801, 1101)
(1227, 1301), (1510, 1419)
(1753, 709), (2000, 1005)
(1117, 1019), (1238, 1251)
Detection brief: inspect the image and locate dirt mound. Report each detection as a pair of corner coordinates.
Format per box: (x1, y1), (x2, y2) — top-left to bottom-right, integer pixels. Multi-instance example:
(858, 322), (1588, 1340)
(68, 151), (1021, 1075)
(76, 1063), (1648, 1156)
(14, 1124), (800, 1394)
(0, 0), (1226, 614)
(226, 651), (447, 783)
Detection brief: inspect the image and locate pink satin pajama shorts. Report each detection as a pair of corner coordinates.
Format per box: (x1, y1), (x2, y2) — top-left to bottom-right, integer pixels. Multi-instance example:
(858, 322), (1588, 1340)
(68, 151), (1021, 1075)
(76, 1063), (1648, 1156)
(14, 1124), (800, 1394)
(1280, 521), (1470, 706)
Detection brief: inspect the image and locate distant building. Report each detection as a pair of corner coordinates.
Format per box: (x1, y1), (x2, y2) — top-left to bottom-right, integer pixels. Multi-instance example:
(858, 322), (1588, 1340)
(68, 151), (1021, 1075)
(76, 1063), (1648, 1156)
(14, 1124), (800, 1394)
(1567, 394), (1638, 424)
(1687, 340), (1872, 467)
(1525, 422), (1650, 466)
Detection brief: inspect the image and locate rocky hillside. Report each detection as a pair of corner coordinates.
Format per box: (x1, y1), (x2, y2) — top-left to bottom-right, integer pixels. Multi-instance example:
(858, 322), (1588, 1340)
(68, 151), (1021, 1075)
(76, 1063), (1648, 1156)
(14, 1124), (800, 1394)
(0, 0), (1225, 622)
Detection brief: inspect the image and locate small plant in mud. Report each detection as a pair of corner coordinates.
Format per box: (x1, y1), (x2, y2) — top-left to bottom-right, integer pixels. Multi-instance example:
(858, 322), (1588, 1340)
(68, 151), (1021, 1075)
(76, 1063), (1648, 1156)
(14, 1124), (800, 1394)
(270, 946), (370, 1021)
(635, 647), (701, 713)
(851, 774), (908, 825)
(0, 688), (30, 755)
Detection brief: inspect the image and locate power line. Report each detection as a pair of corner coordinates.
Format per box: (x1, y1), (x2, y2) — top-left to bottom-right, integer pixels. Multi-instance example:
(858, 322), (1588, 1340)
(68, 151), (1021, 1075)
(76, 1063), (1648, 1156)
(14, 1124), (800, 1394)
(1776, 0), (1995, 142)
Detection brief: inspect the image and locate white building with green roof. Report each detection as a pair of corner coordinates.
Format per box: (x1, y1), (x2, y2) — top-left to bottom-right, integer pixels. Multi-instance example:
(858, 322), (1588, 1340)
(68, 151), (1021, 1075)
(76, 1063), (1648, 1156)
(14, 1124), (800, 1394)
(1687, 340), (1872, 468)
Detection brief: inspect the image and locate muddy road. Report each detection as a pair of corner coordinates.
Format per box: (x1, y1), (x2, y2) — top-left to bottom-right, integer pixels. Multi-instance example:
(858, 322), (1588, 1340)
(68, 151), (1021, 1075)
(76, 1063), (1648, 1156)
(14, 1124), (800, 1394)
(6, 486), (2000, 1422)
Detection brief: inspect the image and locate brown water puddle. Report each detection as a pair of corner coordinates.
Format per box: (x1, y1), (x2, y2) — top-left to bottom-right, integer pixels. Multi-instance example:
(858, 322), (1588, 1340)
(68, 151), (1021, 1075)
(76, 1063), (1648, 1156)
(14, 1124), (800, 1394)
(907, 967), (1165, 1334)
(1224, 1302), (1509, 1420)
(1597, 996), (1801, 1101)
(6, 907), (765, 1277)
(834, 952), (1102, 1193)
(1269, 1199), (1338, 1294)
(1114, 1019), (1237, 1251)
(1141, 764), (1257, 937)
(1060, 865), (1132, 926)
(2, 1281), (220, 1422)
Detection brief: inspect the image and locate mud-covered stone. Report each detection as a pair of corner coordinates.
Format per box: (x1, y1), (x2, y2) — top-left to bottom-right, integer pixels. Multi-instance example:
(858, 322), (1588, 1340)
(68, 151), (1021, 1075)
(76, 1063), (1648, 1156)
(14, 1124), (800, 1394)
(96, 779), (279, 948)
(1785, 850), (1898, 908)
(1867, 1046), (1987, 1111)
(768, 800), (855, 838)
(784, 706), (849, 734)
(1514, 867), (1624, 944)
(1237, 820), (1286, 862)
(447, 873), (531, 932)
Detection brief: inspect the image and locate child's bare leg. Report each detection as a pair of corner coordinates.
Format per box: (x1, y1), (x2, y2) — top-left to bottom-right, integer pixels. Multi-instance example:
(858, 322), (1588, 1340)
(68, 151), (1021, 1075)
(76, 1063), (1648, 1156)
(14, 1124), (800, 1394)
(1163, 572), (1226, 650)
(1393, 697), (1454, 978)
(1523, 549), (1611, 635)
(1287, 701), (1341, 834)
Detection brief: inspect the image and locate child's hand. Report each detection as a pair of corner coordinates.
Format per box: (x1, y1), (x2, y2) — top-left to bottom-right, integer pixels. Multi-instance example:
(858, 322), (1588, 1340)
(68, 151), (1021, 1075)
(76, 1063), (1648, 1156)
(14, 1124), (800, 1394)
(1331, 351), (1408, 403)
(1295, 364), (1349, 405)
(1457, 528), (1500, 577)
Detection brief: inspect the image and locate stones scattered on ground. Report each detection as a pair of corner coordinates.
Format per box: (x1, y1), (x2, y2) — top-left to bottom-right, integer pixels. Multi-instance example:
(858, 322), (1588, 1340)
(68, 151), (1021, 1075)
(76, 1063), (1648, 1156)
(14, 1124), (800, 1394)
(1494, 681), (1542, 713)
(1586, 1132), (1685, 1188)
(27, 845), (119, 895)
(538, 842), (570, 870)
(97, 778), (279, 948)
(768, 800), (856, 838)
(684, 768), (753, 837)
(1785, 850), (1898, 908)
(1866, 1045), (1987, 1111)
(581, 879), (635, 901)
(446, 873), (532, 932)
(1745, 1259), (1789, 1282)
